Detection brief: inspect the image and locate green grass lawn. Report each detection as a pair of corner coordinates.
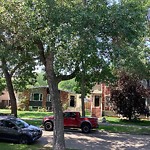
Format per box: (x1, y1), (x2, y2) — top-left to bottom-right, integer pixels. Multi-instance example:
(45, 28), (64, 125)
(104, 116), (150, 126)
(99, 116), (150, 134)
(99, 124), (150, 135)
(0, 142), (76, 150)
(0, 142), (52, 150)
(0, 109), (52, 119)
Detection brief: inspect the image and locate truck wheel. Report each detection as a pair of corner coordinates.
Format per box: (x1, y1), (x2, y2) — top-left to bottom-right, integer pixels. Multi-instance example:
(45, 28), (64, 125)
(44, 121), (53, 131)
(81, 124), (91, 133)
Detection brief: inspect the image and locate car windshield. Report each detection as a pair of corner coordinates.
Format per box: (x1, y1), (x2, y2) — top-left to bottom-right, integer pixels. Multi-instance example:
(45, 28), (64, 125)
(12, 118), (29, 128)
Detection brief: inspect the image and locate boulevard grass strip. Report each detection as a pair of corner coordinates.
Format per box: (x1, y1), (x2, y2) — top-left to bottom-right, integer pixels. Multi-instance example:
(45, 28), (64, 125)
(104, 116), (150, 126)
(0, 142), (77, 150)
(99, 124), (150, 135)
(0, 142), (52, 150)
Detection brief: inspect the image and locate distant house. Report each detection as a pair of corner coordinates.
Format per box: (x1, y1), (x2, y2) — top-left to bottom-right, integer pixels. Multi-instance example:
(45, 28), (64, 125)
(21, 86), (82, 112)
(21, 84), (113, 118)
(0, 90), (10, 108)
(90, 83), (113, 118)
(141, 79), (150, 110)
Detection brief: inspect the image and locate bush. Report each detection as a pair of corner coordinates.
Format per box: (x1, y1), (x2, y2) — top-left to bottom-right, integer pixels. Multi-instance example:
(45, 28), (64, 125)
(17, 96), (28, 111)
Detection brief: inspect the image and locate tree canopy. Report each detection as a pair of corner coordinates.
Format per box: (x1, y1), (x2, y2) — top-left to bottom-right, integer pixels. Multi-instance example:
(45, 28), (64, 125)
(0, 0), (149, 149)
(110, 72), (149, 120)
(0, 0), (38, 116)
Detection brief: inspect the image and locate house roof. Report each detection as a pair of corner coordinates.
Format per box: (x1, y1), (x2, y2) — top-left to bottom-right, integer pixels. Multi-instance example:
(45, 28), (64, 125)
(91, 89), (102, 94)
(29, 86), (76, 94)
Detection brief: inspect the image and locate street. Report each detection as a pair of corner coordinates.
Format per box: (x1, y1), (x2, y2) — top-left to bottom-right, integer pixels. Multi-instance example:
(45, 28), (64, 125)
(38, 129), (150, 150)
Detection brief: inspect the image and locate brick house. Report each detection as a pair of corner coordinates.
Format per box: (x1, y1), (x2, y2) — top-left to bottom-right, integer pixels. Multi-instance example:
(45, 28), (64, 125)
(21, 84), (113, 118)
(0, 90), (10, 108)
(90, 83), (113, 118)
(22, 86), (65, 111)
(142, 79), (150, 110)
(21, 86), (83, 112)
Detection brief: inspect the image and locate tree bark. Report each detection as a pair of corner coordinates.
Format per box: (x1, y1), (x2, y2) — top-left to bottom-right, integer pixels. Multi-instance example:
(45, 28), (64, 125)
(2, 59), (17, 117)
(45, 53), (65, 150)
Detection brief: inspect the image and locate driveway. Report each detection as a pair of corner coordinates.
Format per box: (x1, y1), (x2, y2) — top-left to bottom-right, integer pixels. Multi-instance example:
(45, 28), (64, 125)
(38, 129), (150, 150)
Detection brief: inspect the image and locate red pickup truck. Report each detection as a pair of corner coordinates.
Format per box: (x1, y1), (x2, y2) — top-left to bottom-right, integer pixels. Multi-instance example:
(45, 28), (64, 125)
(43, 111), (99, 133)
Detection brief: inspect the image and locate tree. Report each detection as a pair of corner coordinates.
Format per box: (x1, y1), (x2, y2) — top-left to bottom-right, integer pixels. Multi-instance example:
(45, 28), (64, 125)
(34, 72), (48, 87)
(0, 78), (6, 94)
(72, 0), (149, 117)
(58, 78), (77, 93)
(1, 0), (149, 149)
(110, 72), (148, 120)
(0, 1), (37, 117)
(27, 1), (80, 149)
(28, 0), (148, 149)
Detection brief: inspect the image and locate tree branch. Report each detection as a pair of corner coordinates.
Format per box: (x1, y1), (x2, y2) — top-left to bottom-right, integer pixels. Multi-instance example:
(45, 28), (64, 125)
(57, 66), (79, 83)
(34, 39), (46, 66)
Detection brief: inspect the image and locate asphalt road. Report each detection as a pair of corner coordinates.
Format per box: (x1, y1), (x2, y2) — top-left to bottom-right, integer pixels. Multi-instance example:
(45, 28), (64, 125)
(37, 129), (150, 150)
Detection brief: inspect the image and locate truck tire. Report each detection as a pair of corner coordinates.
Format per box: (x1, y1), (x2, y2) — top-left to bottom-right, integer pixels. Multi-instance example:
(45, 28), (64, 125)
(44, 121), (53, 131)
(81, 123), (91, 133)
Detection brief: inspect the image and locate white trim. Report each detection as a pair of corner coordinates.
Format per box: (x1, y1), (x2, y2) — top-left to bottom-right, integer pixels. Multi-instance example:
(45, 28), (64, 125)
(30, 93), (43, 101)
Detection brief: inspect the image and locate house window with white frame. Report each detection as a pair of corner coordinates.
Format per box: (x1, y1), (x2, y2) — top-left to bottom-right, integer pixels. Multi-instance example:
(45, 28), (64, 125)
(32, 93), (42, 101)
(47, 94), (51, 102)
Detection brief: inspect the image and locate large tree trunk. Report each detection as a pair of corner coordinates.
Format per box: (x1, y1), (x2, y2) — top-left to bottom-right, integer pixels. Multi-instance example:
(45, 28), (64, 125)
(2, 59), (17, 117)
(45, 53), (65, 150)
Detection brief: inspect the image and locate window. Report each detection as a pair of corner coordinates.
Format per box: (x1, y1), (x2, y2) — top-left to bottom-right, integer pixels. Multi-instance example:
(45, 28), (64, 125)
(64, 112), (70, 118)
(94, 95), (100, 107)
(47, 94), (51, 102)
(70, 96), (75, 107)
(2, 120), (15, 128)
(32, 93), (42, 101)
(63, 112), (76, 118)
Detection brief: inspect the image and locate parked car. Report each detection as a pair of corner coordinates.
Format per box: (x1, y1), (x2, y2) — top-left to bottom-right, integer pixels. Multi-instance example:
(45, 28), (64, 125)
(43, 111), (99, 133)
(0, 115), (42, 144)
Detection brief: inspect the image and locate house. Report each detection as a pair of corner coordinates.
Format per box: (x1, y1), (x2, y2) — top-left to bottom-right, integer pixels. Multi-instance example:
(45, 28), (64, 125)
(0, 83), (112, 118)
(22, 86), (62, 111)
(21, 84), (113, 118)
(142, 79), (150, 110)
(21, 86), (83, 112)
(0, 90), (11, 108)
(90, 83), (113, 118)
(21, 86), (92, 114)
